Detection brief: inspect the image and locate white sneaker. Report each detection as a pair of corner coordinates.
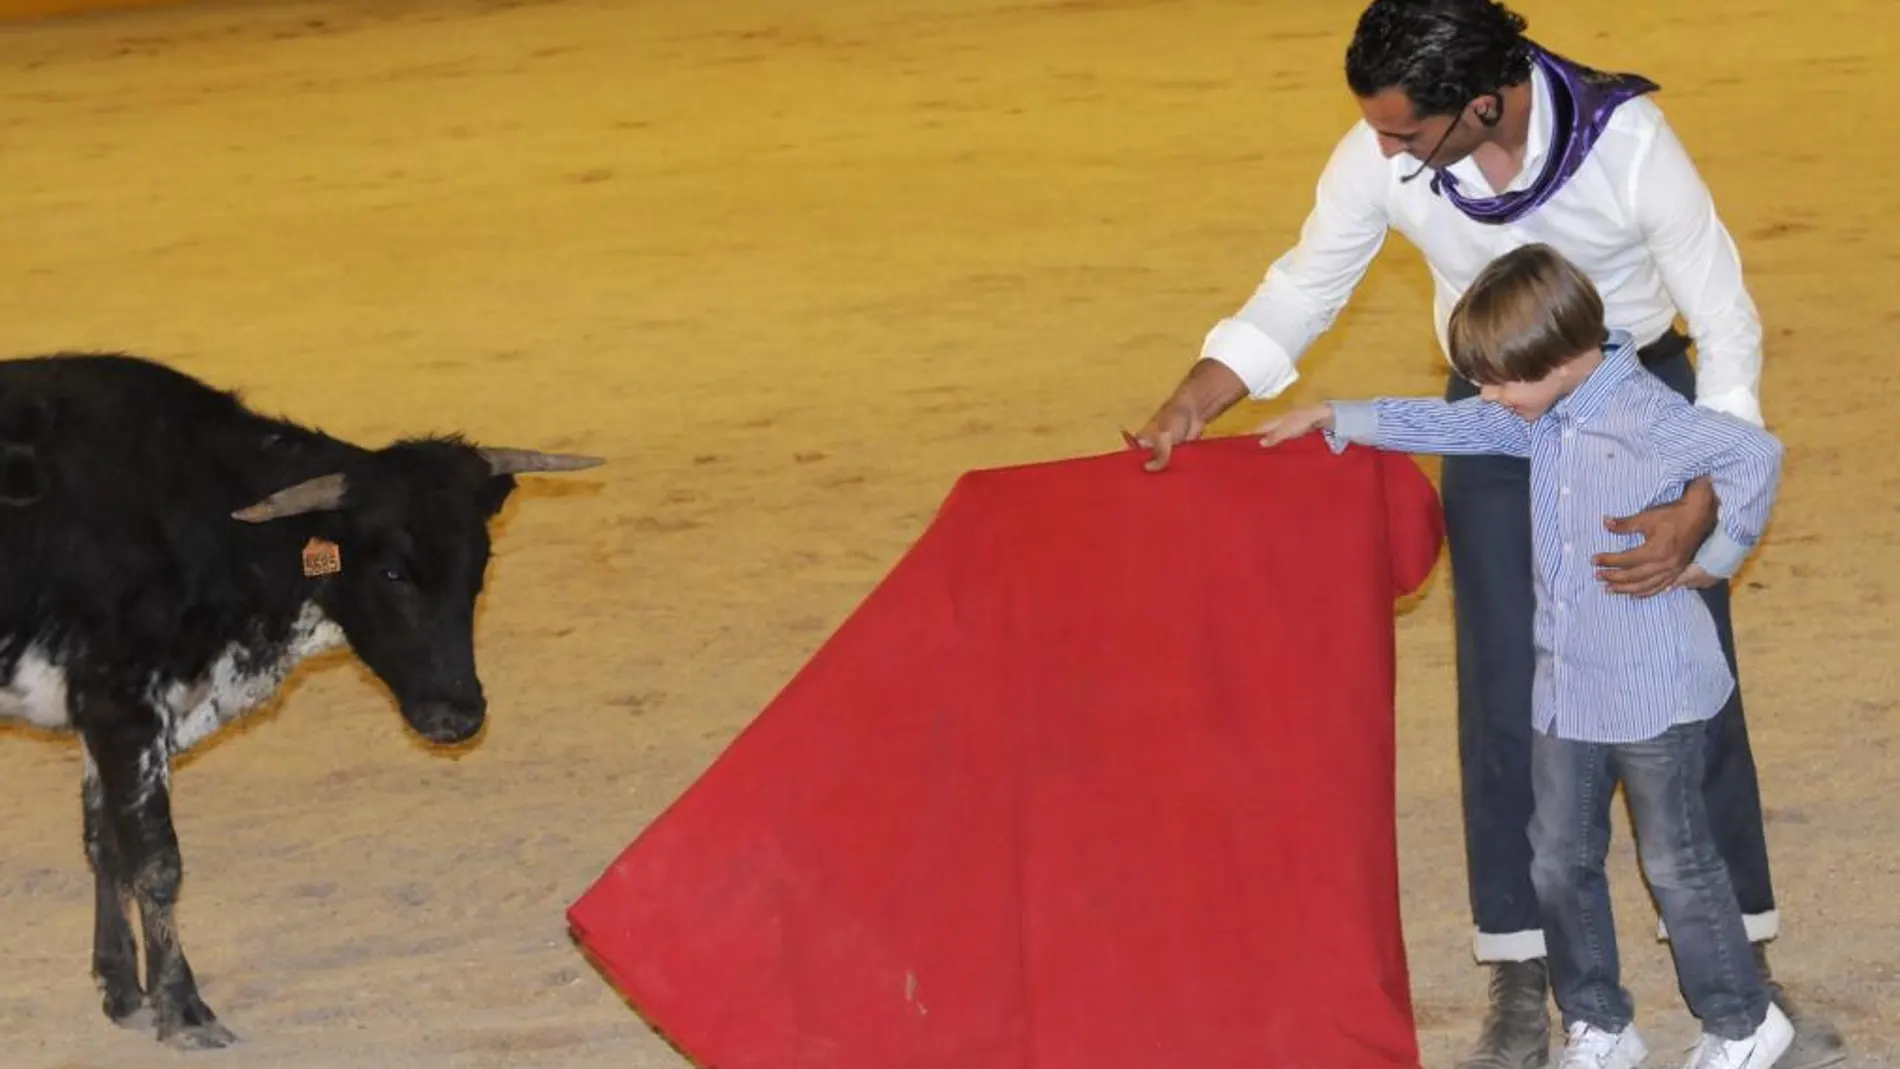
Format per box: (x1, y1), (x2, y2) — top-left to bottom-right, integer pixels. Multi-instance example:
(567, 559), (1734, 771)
(1561, 1021), (1650, 1068)
(1683, 1003), (1795, 1069)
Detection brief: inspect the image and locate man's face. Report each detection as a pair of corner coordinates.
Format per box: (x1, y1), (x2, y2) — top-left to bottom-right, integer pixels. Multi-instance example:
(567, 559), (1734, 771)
(1356, 88), (1486, 171)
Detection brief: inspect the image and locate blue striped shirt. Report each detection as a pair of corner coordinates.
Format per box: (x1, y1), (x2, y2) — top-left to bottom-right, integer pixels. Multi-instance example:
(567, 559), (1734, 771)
(1325, 331), (1784, 744)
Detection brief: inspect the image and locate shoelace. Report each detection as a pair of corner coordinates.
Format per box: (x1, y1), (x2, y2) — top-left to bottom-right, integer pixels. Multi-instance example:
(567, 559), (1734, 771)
(1685, 1034), (1757, 1069)
(1559, 1024), (1624, 1068)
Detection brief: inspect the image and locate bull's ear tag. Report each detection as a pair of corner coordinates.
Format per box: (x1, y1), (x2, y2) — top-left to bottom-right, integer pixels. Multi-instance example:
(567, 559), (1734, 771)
(301, 537), (342, 577)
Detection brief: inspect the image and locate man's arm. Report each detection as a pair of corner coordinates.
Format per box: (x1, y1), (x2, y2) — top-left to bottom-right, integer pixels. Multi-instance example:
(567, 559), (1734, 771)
(1594, 112), (1763, 593)
(1203, 122), (1395, 401)
(1651, 406), (1786, 580)
(1137, 125), (1392, 471)
(1631, 107), (1766, 427)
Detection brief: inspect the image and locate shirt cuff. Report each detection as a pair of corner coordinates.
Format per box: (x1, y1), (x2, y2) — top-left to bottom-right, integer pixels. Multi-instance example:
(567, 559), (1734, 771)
(1694, 386), (1763, 429)
(1322, 401), (1380, 454)
(1692, 526), (1754, 579)
(1201, 318), (1300, 400)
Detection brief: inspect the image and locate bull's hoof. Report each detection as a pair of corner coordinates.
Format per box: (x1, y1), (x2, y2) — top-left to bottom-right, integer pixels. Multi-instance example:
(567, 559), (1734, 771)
(108, 1002), (154, 1031)
(158, 1019), (239, 1051)
(100, 985), (148, 1028)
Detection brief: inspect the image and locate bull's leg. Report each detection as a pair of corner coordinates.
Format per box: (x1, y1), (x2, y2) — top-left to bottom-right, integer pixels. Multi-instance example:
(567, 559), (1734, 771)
(80, 746), (146, 1027)
(123, 757), (236, 1050)
(85, 715), (236, 1050)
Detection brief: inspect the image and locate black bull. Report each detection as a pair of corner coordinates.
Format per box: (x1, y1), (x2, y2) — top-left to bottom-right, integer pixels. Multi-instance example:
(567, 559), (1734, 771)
(0, 353), (602, 1049)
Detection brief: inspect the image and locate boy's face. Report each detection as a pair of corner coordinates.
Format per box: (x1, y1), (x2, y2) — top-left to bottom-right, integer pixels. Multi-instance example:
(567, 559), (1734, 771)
(1478, 370), (1571, 422)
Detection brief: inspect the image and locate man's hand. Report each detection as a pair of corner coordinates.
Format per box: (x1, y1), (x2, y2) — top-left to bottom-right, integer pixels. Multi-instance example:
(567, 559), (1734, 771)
(1255, 405), (1334, 447)
(1131, 359), (1249, 472)
(1592, 476), (1720, 597)
(1132, 398), (1206, 473)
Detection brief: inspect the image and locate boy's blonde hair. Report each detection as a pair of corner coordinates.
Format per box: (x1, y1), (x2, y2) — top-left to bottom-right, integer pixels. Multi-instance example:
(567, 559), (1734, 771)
(1447, 243), (1610, 385)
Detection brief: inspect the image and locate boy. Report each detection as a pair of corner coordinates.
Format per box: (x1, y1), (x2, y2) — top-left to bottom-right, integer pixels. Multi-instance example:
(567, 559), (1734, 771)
(1257, 243), (1793, 1069)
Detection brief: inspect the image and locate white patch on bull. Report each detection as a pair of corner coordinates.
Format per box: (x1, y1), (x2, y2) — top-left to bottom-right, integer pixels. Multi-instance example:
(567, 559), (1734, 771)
(0, 644), (73, 730)
(155, 602), (348, 755)
(133, 744), (169, 808)
(3, 603), (346, 753)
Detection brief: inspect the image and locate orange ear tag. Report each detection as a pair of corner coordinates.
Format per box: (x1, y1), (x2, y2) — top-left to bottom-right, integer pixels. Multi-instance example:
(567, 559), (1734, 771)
(302, 537), (342, 577)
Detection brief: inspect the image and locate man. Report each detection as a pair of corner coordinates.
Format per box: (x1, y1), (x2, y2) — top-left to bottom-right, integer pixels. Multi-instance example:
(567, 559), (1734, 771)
(1132, 2), (1846, 1067)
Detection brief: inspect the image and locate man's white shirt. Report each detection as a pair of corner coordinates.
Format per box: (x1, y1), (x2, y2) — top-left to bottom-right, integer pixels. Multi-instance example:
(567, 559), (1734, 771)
(1202, 60), (1765, 427)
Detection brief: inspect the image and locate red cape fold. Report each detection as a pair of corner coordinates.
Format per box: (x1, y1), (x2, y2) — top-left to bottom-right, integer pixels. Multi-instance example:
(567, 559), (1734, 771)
(569, 435), (1445, 1069)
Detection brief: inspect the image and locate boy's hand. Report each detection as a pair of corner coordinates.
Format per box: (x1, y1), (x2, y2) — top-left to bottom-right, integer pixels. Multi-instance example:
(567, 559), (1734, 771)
(1256, 405), (1335, 447)
(1674, 563), (1720, 590)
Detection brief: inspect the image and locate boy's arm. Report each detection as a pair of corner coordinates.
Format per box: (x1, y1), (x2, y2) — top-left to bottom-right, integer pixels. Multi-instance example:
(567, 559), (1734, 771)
(1652, 407), (1785, 578)
(1325, 396), (1533, 458)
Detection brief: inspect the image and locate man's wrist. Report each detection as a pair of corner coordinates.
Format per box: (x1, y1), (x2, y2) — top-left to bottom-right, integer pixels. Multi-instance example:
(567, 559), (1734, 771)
(1686, 475), (1720, 538)
(1201, 318), (1300, 401)
(1179, 358), (1248, 424)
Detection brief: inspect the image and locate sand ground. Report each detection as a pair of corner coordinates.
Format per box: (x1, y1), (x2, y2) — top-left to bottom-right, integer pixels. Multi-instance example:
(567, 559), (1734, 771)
(1, 0), (1895, 1065)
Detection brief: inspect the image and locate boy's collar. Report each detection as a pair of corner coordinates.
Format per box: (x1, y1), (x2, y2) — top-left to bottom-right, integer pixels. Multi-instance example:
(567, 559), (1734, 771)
(1551, 329), (1639, 424)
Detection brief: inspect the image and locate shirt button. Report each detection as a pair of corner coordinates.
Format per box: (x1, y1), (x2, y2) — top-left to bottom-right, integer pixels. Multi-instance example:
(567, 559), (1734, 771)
(1561, 485), (1571, 495)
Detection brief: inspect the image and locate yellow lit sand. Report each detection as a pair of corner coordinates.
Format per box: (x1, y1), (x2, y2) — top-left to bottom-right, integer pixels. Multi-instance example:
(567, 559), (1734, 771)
(1, 0), (1894, 1065)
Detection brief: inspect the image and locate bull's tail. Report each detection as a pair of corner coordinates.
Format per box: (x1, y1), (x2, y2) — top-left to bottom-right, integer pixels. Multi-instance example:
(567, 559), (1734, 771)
(0, 388), (52, 506)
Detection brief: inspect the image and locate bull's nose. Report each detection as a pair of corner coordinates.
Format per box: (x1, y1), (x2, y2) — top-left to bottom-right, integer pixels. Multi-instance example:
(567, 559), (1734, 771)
(407, 701), (485, 745)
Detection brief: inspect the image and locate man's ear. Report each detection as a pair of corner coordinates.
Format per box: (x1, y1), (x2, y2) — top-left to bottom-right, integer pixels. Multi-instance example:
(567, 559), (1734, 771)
(1473, 92), (1503, 127)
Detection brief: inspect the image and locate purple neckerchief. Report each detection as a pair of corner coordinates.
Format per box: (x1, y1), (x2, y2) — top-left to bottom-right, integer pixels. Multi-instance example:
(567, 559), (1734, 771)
(1428, 42), (1659, 225)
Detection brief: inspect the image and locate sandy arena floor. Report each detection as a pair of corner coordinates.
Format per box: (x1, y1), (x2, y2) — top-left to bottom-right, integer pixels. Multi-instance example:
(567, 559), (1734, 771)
(1, 0), (1895, 1065)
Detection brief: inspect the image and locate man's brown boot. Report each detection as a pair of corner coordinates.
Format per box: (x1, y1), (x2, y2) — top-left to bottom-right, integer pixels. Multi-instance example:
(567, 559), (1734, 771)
(1455, 959), (1552, 1069)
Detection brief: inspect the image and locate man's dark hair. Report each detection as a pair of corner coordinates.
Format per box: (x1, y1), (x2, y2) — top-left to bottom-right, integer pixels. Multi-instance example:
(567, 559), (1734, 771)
(1345, 0), (1534, 117)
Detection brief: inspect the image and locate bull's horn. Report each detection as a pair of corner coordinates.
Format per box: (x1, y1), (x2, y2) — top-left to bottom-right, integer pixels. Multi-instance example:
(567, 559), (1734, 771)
(232, 473), (349, 522)
(478, 447), (606, 475)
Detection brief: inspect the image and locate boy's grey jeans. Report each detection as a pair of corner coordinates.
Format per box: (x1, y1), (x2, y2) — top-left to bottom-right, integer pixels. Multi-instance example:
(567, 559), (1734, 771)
(1530, 719), (1772, 1041)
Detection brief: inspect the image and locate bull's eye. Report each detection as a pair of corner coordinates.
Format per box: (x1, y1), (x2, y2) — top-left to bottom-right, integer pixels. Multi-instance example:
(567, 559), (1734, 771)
(380, 567), (405, 583)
